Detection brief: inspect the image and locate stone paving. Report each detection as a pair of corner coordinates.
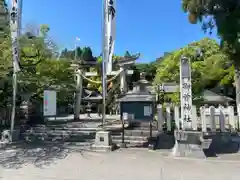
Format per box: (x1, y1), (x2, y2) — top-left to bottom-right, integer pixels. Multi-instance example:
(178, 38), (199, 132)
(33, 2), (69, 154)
(0, 147), (240, 180)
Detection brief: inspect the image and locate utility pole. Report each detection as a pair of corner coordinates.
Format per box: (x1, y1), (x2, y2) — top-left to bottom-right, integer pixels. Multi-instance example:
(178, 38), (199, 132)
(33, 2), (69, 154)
(10, 0), (21, 134)
(73, 38), (83, 121)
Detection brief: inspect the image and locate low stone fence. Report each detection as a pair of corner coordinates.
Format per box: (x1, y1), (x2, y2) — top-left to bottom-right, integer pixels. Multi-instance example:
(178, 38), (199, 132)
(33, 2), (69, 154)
(155, 104), (240, 157)
(157, 104), (239, 132)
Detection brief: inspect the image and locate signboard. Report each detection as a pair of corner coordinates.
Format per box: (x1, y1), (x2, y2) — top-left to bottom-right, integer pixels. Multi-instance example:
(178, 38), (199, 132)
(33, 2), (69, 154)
(144, 105), (152, 116)
(123, 112), (128, 120)
(43, 90), (56, 116)
(159, 83), (179, 93)
(126, 70), (134, 75)
(180, 56), (192, 129)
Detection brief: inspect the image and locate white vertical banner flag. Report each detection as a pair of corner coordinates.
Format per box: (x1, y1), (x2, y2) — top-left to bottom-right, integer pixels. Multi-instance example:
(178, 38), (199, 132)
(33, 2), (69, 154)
(10, 0), (21, 72)
(103, 0), (108, 72)
(106, 0), (116, 75)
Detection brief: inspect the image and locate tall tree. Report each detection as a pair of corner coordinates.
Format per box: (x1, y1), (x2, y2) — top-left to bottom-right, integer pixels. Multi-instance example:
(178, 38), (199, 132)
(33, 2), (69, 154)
(0, 31), (13, 107)
(153, 38), (232, 103)
(0, 0), (8, 36)
(2, 24), (74, 104)
(181, 0), (240, 105)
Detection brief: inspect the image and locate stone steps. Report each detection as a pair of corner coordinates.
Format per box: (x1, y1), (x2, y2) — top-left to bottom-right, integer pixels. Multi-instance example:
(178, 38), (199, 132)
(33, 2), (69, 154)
(27, 124), (128, 132)
(24, 129), (96, 135)
(113, 139), (148, 144)
(22, 131), (95, 144)
(24, 126), (159, 138)
(111, 135), (148, 141)
(21, 125), (159, 148)
(25, 128), (159, 136)
(112, 129), (159, 137)
(111, 135), (149, 145)
(23, 131), (151, 144)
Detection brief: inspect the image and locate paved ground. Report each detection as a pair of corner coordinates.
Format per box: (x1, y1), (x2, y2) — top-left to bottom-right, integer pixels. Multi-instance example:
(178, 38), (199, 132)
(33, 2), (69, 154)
(0, 147), (240, 180)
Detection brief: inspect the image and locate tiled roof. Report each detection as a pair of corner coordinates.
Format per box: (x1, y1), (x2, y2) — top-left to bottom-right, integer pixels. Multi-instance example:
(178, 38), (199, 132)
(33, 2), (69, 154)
(201, 90), (234, 103)
(117, 93), (155, 102)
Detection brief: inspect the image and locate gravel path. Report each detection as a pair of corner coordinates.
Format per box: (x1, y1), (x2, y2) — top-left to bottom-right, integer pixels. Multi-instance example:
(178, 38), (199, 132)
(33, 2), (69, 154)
(0, 148), (240, 180)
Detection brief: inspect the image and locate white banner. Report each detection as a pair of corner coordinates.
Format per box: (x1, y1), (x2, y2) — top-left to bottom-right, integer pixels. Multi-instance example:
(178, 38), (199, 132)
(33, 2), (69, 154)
(10, 0), (21, 72)
(43, 90), (57, 116)
(105, 0), (116, 75)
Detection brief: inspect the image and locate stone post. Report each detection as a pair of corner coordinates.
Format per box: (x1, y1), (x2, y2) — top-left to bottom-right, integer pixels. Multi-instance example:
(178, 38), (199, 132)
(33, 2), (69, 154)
(219, 106), (226, 132)
(209, 106), (216, 132)
(228, 106), (235, 131)
(238, 104), (240, 130)
(191, 105), (197, 130)
(166, 105), (171, 132)
(157, 104), (163, 131)
(174, 106), (180, 130)
(200, 106), (207, 132)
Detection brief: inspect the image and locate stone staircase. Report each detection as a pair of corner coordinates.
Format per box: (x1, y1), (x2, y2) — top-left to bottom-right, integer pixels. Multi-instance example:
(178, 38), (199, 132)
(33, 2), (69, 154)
(20, 121), (159, 148)
(21, 124), (97, 147)
(111, 121), (159, 147)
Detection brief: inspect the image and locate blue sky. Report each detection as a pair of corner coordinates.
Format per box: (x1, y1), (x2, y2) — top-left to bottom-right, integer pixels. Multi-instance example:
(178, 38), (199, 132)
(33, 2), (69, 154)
(14, 0), (217, 62)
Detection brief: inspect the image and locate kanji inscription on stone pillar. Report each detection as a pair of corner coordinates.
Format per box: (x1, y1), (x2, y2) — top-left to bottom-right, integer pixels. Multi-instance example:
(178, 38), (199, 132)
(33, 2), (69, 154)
(180, 56), (192, 130)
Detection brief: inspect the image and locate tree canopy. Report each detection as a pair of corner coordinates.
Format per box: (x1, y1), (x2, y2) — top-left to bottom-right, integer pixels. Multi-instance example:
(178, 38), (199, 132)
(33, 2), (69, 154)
(153, 38), (232, 102)
(0, 24), (74, 106)
(181, 0), (240, 104)
(181, 0), (240, 62)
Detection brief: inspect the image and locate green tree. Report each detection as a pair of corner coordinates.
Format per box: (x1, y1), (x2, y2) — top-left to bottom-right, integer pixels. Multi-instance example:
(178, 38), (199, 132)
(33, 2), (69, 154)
(130, 63), (157, 83)
(15, 24), (74, 103)
(181, 0), (240, 105)
(0, 32), (13, 107)
(60, 48), (74, 60)
(153, 38), (231, 103)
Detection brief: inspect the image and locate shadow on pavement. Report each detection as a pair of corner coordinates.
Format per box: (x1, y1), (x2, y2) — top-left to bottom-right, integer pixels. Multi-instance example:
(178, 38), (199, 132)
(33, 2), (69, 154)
(0, 141), (95, 169)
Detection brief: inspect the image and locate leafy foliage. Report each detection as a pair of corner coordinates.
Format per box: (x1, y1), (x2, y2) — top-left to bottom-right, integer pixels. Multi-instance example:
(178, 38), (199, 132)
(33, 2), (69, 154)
(181, 0), (240, 61)
(0, 24), (75, 107)
(153, 38), (232, 102)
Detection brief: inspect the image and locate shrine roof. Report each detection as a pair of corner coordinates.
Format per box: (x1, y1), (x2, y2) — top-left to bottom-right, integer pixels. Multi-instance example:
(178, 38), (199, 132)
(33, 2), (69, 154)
(194, 90), (234, 103)
(117, 93), (155, 102)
